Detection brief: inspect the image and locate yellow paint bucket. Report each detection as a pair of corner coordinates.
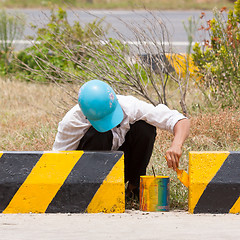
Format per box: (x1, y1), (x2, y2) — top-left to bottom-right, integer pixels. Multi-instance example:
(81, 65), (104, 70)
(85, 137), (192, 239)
(139, 176), (169, 212)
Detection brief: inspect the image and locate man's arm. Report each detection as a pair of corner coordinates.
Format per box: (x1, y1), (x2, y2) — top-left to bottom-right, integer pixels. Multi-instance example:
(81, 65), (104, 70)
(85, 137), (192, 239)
(52, 105), (92, 151)
(165, 118), (191, 171)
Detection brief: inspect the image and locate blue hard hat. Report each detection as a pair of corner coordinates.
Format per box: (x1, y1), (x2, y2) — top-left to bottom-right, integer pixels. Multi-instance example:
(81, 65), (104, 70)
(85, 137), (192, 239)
(78, 80), (124, 132)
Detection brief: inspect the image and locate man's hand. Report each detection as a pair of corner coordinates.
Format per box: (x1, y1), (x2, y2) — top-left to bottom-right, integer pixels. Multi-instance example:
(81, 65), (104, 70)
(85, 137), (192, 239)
(165, 118), (190, 171)
(165, 144), (182, 171)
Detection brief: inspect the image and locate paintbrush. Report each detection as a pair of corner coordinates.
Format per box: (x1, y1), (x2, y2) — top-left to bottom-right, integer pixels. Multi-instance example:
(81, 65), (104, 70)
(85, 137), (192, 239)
(164, 155), (189, 187)
(152, 165), (156, 177)
(176, 168), (189, 188)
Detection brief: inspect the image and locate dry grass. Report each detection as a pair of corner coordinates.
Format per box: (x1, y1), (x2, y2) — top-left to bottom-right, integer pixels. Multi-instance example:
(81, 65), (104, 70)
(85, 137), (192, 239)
(0, 77), (239, 209)
(0, 78), (69, 151)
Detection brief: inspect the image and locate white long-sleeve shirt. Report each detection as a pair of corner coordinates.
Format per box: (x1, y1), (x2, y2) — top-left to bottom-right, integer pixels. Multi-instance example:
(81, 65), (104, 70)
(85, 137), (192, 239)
(52, 95), (186, 151)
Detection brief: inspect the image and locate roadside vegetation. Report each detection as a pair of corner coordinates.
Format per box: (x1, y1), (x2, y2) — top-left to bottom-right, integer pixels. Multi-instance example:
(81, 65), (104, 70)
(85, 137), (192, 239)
(0, 0), (236, 10)
(0, 0), (239, 210)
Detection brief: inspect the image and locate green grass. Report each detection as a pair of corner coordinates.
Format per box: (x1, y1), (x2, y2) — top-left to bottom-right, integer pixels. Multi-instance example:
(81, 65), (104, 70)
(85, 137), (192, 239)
(0, 0), (235, 10)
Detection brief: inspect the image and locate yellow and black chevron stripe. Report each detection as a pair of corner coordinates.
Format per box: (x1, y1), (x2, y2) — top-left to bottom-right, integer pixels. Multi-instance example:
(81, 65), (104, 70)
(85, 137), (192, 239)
(0, 151), (124, 214)
(189, 151), (240, 214)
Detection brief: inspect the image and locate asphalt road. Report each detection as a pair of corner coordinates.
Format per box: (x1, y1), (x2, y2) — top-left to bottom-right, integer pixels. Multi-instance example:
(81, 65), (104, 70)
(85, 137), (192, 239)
(8, 9), (213, 53)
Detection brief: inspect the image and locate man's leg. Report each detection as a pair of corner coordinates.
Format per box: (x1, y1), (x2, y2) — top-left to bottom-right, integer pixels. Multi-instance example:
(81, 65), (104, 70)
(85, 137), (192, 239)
(118, 120), (156, 190)
(76, 126), (113, 150)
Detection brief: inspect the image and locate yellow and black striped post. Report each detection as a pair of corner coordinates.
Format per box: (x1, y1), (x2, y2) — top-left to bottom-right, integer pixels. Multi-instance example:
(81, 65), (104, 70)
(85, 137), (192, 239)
(189, 151), (240, 214)
(0, 151), (125, 213)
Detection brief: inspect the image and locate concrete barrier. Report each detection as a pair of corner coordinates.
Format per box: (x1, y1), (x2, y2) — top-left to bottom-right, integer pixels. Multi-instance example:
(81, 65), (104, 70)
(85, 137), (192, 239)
(0, 151), (124, 214)
(188, 151), (240, 214)
(139, 53), (199, 79)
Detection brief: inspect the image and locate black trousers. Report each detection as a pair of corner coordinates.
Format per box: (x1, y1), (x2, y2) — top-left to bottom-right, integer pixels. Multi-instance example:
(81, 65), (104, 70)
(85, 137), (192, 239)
(77, 120), (156, 187)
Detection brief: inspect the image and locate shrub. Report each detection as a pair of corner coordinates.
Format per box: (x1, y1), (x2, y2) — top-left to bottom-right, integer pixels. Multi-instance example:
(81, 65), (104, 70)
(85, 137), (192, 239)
(16, 9), (193, 115)
(17, 8), (108, 82)
(192, 0), (240, 108)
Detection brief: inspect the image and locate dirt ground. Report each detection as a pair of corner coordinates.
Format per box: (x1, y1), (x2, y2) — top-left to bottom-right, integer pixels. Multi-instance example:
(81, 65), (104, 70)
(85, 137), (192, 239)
(0, 210), (239, 240)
